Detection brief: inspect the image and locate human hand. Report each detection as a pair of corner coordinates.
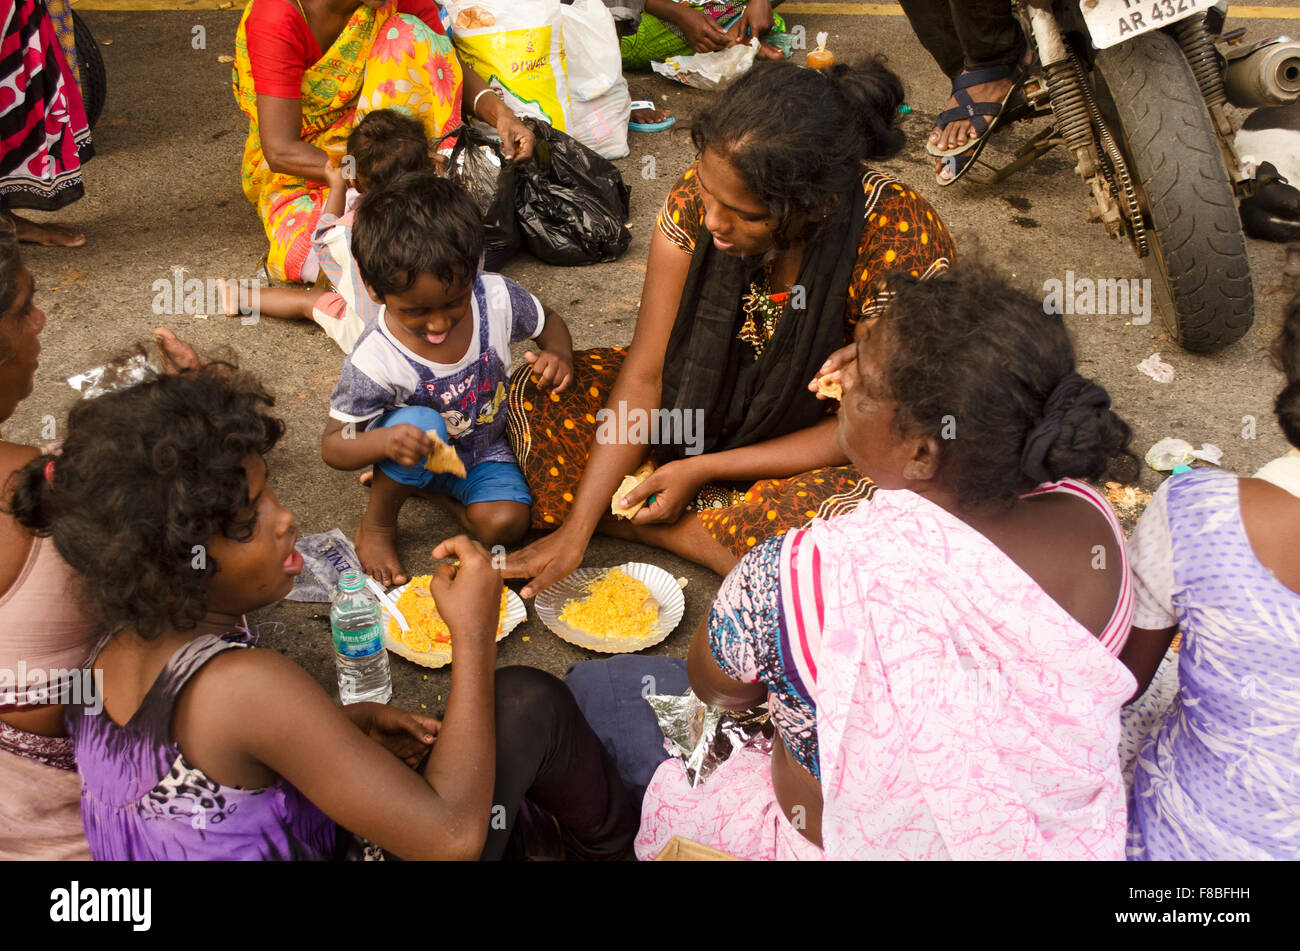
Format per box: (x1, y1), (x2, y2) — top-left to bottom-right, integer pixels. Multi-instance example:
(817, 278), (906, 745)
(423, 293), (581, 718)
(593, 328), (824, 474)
(524, 348), (573, 394)
(502, 526), (586, 600)
(626, 457), (709, 525)
(323, 152), (347, 193)
(429, 535), (503, 645)
(357, 703), (441, 768)
(152, 327), (204, 374)
(384, 424), (434, 467)
(726, 0), (773, 43)
(810, 342), (857, 397)
(496, 110), (535, 162)
(676, 6), (732, 52)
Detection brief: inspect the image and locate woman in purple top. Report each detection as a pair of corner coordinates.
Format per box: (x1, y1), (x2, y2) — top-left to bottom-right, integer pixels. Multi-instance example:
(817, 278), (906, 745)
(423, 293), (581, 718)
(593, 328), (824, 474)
(13, 364), (633, 861)
(1121, 294), (1300, 860)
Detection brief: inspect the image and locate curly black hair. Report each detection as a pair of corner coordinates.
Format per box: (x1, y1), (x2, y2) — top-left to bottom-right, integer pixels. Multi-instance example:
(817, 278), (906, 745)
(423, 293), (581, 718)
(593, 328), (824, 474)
(865, 261), (1139, 509)
(352, 170), (484, 298)
(7, 363), (285, 639)
(347, 108), (431, 191)
(690, 57), (906, 248)
(1270, 291), (1300, 448)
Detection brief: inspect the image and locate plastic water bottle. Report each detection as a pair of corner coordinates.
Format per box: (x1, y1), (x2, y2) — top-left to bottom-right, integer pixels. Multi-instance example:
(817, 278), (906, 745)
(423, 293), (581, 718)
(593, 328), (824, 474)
(330, 570), (392, 705)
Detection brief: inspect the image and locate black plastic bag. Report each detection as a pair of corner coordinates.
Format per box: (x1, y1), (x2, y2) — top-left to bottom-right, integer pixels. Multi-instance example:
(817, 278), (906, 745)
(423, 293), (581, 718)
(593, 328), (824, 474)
(514, 117), (632, 266)
(435, 124), (520, 271)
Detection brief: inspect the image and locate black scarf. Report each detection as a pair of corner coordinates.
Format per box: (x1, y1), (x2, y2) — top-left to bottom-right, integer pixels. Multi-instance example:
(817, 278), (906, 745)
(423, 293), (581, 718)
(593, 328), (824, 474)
(655, 177), (868, 464)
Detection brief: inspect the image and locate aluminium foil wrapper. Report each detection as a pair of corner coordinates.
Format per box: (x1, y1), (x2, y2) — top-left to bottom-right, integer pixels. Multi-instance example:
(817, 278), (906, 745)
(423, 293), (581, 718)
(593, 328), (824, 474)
(645, 689), (771, 787)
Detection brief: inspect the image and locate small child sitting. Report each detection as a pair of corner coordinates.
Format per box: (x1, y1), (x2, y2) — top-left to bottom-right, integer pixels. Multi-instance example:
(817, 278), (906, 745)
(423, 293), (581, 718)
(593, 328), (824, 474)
(225, 109), (433, 353)
(321, 171), (574, 586)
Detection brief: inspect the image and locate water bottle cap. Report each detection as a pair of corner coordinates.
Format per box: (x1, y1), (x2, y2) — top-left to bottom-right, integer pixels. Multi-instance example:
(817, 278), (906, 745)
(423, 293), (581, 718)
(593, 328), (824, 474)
(338, 570), (366, 593)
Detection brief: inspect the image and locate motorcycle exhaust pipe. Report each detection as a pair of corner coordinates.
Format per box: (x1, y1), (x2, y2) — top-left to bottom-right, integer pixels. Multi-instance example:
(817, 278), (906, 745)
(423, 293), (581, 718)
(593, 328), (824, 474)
(1224, 37), (1300, 107)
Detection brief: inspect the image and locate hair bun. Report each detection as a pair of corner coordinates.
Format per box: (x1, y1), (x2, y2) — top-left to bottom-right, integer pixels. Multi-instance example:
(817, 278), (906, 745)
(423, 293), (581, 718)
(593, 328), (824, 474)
(827, 58), (906, 161)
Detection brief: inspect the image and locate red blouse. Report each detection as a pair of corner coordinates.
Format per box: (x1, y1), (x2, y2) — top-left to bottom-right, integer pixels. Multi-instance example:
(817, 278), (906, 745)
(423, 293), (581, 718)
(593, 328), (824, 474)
(244, 0), (447, 98)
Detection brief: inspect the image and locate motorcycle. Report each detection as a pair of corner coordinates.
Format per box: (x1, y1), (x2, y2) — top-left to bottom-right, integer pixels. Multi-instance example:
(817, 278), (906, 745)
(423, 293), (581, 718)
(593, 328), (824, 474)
(976, 1), (1300, 353)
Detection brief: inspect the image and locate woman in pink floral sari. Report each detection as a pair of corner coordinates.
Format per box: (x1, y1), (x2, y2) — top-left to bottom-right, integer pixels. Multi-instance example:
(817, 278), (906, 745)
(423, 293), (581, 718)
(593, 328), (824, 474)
(573, 262), (1142, 860)
(234, 0), (534, 285)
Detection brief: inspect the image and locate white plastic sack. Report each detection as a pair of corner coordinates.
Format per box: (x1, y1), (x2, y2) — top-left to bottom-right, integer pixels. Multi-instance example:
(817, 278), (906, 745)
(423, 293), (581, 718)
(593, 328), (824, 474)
(561, 0), (623, 102)
(445, 0), (572, 131)
(652, 38), (758, 91)
(570, 75), (631, 159)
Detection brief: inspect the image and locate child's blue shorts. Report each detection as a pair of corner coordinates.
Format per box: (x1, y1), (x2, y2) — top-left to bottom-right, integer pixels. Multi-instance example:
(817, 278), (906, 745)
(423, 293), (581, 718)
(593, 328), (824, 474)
(372, 406), (532, 506)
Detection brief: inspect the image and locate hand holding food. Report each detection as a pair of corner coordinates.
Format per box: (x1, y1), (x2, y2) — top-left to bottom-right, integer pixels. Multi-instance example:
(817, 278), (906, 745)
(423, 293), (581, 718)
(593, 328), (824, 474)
(383, 424), (434, 468)
(627, 458), (708, 525)
(611, 459), (656, 519)
(424, 430), (466, 478)
(810, 341), (856, 398)
(428, 536), (503, 644)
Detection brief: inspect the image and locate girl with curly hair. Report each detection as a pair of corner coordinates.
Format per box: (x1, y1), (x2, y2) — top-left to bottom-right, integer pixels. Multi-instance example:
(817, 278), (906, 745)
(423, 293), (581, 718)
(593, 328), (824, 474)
(11, 367), (633, 860)
(0, 220), (200, 859)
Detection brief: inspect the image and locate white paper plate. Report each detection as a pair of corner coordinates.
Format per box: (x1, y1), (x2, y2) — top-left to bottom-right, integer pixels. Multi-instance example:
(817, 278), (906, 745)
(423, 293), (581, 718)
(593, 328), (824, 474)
(382, 579), (526, 669)
(534, 563), (686, 654)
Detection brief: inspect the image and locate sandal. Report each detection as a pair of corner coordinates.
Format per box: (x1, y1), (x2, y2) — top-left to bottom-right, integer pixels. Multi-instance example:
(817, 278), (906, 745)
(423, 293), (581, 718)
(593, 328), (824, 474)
(926, 39), (1031, 158)
(628, 100), (676, 133)
(933, 82), (1030, 187)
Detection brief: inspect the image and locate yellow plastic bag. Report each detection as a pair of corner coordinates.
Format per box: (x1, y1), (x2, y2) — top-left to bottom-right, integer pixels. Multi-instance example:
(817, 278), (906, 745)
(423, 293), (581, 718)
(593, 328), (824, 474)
(446, 0), (571, 132)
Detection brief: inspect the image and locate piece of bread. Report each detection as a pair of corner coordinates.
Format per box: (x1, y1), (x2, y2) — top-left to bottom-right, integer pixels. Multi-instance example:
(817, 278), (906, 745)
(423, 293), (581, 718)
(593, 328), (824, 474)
(424, 431), (467, 479)
(611, 461), (656, 519)
(456, 5), (495, 29)
(816, 376), (843, 401)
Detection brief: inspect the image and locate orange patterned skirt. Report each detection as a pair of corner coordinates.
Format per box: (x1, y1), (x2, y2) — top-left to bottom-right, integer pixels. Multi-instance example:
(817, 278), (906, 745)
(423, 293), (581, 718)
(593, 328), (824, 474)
(505, 348), (875, 558)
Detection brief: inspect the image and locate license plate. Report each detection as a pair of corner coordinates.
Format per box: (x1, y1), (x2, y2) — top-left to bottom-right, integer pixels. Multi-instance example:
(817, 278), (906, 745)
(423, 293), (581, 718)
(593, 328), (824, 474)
(1081, 0), (1208, 50)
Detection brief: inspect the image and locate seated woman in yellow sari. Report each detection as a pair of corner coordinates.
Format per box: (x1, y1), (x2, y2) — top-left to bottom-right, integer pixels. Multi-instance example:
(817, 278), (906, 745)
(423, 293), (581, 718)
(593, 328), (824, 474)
(234, 0), (535, 285)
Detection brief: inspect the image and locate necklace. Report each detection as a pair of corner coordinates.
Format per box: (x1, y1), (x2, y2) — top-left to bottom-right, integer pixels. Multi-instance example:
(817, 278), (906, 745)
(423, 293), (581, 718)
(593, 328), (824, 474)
(739, 272), (789, 358)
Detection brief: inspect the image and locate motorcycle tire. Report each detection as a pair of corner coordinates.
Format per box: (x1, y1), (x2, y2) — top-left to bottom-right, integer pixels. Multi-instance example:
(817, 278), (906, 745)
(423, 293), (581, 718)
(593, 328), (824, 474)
(72, 10), (107, 130)
(1093, 29), (1253, 354)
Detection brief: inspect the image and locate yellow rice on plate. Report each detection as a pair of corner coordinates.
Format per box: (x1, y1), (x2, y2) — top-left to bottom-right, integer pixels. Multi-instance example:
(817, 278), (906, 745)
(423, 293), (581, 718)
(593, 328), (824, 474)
(559, 567), (658, 640)
(387, 575), (510, 654)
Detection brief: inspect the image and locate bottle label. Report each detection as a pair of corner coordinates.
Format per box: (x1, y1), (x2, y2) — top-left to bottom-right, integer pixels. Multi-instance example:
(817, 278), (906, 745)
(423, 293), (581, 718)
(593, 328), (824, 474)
(332, 621), (383, 658)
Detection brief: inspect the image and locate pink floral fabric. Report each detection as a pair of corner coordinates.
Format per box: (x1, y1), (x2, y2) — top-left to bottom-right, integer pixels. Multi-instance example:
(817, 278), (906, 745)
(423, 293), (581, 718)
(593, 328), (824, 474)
(636, 487), (1136, 860)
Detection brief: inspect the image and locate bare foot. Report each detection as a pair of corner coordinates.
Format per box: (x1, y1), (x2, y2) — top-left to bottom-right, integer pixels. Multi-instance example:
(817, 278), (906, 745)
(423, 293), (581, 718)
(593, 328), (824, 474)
(359, 468), (373, 488)
(152, 328), (203, 373)
(4, 212), (85, 247)
(355, 518), (407, 587)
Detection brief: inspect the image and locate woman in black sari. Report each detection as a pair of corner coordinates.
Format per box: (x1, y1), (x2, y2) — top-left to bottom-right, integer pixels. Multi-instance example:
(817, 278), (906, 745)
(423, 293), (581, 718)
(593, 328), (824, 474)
(505, 58), (956, 597)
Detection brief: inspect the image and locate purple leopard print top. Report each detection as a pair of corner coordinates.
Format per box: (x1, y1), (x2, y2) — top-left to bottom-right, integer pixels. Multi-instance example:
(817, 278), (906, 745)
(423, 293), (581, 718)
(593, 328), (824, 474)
(66, 633), (351, 860)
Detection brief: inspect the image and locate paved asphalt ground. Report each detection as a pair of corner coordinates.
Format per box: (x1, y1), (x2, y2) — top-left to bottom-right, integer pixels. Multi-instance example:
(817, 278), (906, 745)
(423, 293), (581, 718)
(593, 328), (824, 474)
(12, 0), (1300, 711)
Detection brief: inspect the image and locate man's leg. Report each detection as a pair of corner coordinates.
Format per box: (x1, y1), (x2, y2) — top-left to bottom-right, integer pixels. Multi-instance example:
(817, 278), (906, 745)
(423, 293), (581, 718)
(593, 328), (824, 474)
(481, 667), (639, 861)
(897, 0), (965, 79)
